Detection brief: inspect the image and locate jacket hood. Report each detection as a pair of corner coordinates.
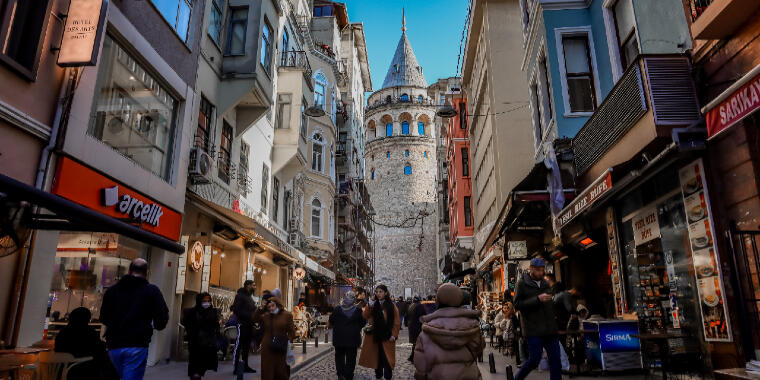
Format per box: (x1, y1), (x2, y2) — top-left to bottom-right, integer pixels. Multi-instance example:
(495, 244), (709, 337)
(119, 274), (148, 288)
(420, 307), (481, 350)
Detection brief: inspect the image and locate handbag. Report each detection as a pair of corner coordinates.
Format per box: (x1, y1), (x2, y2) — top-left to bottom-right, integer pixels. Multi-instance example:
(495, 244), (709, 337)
(363, 325), (373, 334)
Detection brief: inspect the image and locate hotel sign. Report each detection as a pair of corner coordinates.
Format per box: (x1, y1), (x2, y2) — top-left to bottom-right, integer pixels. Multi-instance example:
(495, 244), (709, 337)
(556, 170), (612, 229)
(57, 0), (107, 66)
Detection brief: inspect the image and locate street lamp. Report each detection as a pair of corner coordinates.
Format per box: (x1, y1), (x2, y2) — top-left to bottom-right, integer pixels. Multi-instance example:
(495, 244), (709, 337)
(436, 104), (457, 118)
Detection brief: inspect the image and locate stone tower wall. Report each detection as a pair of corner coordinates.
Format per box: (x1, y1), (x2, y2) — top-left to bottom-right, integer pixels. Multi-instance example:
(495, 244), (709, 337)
(364, 98), (439, 298)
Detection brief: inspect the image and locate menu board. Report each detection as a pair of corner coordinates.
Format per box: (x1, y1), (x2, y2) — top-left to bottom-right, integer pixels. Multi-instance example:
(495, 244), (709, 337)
(606, 207), (626, 316)
(678, 159), (732, 342)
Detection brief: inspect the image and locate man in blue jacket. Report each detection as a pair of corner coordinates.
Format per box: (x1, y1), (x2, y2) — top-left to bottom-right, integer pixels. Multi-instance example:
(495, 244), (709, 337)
(513, 257), (561, 380)
(100, 258), (168, 380)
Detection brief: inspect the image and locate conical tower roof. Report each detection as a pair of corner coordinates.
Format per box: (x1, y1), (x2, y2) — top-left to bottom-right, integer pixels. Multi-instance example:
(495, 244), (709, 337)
(381, 11), (427, 89)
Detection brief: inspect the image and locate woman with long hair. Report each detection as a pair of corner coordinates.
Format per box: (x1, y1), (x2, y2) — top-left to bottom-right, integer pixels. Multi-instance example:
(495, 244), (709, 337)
(358, 284), (400, 380)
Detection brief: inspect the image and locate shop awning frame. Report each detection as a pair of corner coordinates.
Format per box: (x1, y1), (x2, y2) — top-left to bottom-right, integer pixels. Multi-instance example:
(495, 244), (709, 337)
(0, 173), (185, 253)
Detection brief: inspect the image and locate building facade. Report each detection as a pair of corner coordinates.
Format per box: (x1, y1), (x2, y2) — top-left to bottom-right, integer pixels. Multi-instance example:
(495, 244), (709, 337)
(364, 18), (438, 298)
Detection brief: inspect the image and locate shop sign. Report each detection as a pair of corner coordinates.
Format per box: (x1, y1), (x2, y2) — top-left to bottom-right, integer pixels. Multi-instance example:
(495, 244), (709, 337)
(705, 70), (760, 138)
(56, 232), (118, 252)
(507, 241), (527, 259)
(678, 158), (732, 342)
(293, 267), (306, 280)
(57, 0), (107, 66)
(175, 236), (188, 294)
(200, 245), (211, 292)
(188, 241), (204, 272)
(556, 170), (612, 229)
(632, 206), (661, 246)
(598, 322), (641, 353)
(52, 157), (182, 241)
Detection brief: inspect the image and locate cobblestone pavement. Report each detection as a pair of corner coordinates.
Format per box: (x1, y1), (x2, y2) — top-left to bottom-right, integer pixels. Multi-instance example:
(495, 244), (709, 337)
(292, 329), (416, 380)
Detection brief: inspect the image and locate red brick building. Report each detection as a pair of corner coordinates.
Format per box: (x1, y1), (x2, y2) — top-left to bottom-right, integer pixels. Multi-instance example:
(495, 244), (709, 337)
(447, 98), (474, 262)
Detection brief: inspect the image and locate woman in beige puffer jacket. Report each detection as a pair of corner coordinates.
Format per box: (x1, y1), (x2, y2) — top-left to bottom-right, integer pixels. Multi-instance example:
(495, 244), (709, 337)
(413, 284), (485, 380)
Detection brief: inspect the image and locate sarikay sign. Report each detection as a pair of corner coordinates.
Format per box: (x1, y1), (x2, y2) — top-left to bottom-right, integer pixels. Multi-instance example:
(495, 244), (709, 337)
(52, 157), (182, 241)
(57, 0), (107, 66)
(706, 69), (760, 138)
(556, 170), (612, 229)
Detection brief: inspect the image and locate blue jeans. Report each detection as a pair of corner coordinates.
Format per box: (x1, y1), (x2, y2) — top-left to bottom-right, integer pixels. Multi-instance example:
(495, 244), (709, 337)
(514, 336), (562, 380)
(109, 347), (149, 380)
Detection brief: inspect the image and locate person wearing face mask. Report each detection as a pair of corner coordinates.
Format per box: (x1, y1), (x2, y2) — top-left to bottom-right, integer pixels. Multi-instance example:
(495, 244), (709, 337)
(253, 293), (295, 380)
(358, 284), (400, 380)
(230, 280), (256, 375)
(182, 293), (220, 379)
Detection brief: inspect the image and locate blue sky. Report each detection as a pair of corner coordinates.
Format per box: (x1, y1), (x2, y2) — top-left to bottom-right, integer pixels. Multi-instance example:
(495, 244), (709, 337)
(342, 0), (469, 91)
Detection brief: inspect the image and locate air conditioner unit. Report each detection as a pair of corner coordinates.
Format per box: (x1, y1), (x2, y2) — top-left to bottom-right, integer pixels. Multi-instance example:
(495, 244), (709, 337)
(189, 147), (214, 184)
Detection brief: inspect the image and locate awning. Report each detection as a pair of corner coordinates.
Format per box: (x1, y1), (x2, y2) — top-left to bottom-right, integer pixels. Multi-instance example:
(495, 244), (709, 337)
(443, 268), (475, 283)
(187, 192), (299, 263)
(0, 173), (185, 253)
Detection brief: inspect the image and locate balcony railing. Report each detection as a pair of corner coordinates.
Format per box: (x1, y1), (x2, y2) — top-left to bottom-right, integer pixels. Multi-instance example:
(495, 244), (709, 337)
(366, 97), (440, 112)
(280, 51), (312, 83)
(689, 0), (714, 21)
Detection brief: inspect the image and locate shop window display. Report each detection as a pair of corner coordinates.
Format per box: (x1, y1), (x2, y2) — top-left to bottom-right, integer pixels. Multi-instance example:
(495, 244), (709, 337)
(618, 167), (705, 370)
(46, 232), (149, 338)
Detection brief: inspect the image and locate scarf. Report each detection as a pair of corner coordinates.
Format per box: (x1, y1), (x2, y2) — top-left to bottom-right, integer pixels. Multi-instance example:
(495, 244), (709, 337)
(372, 299), (392, 343)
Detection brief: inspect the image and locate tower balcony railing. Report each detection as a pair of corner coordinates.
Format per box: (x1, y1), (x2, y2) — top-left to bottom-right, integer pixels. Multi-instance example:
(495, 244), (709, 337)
(366, 97), (440, 112)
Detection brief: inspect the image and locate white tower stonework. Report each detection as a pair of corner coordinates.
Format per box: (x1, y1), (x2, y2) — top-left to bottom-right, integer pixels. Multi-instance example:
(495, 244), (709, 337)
(364, 18), (438, 298)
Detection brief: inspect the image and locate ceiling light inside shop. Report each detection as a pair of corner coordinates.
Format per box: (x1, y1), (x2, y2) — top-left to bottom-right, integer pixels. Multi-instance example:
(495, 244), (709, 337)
(580, 237), (594, 246)
(220, 253), (225, 258)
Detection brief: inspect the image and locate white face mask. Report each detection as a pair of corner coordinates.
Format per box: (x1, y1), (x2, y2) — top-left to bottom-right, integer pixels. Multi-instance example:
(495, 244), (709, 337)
(270, 307), (279, 314)
(201, 302), (211, 309)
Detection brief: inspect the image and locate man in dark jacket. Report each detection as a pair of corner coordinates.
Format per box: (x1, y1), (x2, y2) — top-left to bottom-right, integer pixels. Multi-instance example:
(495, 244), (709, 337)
(406, 296), (427, 362)
(329, 291), (365, 380)
(230, 280), (256, 375)
(101, 258), (168, 380)
(396, 297), (409, 329)
(513, 258), (561, 380)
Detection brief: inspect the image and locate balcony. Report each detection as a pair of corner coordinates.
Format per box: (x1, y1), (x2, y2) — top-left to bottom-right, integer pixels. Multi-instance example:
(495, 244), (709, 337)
(280, 51), (313, 89)
(366, 97), (439, 112)
(573, 55), (700, 182)
(689, 0), (760, 39)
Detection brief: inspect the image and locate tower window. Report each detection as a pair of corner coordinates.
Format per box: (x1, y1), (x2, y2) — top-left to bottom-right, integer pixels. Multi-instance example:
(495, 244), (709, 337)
(418, 121), (425, 136)
(418, 95), (423, 103)
(424, 151), (428, 158)
(386, 151), (390, 158)
(386, 123), (393, 136)
(402, 121), (409, 135)
(401, 93), (409, 102)
(371, 168), (375, 179)
(404, 165), (412, 175)
(405, 150), (409, 157)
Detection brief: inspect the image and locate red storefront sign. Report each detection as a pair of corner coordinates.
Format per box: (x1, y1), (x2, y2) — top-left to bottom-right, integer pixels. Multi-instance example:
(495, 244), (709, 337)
(556, 170), (612, 229)
(706, 71), (760, 138)
(52, 157), (182, 241)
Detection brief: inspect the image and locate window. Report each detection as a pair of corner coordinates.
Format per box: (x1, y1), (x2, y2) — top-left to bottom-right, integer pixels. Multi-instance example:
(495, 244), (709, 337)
(386, 123), (393, 137)
(331, 85), (337, 124)
(404, 165), (412, 175)
(216, 121), (233, 182)
(461, 147), (470, 177)
(282, 28), (290, 57)
(418, 121), (425, 136)
(276, 94), (292, 129)
(530, 83), (542, 146)
(401, 94), (409, 102)
(151, 0), (192, 42)
(459, 102), (467, 129)
(283, 191), (290, 229)
(226, 8), (247, 55)
(613, 0), (639, 70)
(464, 196), (472, 226)
(394, 64), (399, 73)
(405, 150), (410, 157)
(402, 121), (409, 135)
(386, 151), (390, 158)
(311, 198), (322, 237)
(562, 35), (596, 113)
(314, 73), (327, 109)
(418, 95), (423, 103)
(196, 97), (214, 151)
(521, 0), (530, 32)
(0, 0), (51, 77)
(313, 5), (333, 17)
(88, 35), (179, 180)
(300, 99), (308, 136)
(272, 177), (280, 222)
(209, 0), (224, 44)
(238, 142), (250, 195)
(261, 21), (273, 73)
(312, 133), (324, 172)
(261, 165), (269, 214)
(371, 169), (375, 180)
(539, 57), (553, 127)
(424, 151), (428, 158)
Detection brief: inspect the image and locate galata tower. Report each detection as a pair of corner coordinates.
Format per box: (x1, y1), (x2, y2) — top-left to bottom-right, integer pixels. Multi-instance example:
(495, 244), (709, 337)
(364, 14), (438, 298)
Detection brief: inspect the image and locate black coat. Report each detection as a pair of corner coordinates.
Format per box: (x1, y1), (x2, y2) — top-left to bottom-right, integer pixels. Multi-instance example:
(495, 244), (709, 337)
(55, 325), (118, 380)
(513, 272), (558, 337)
(230, 288), (256, 323)
(406, 301), (427, 343)
(182, 305), (220, 376)
(397, 301), (409, 317)
(100, 275), (169, 349)
(329, 305), (365, 348)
